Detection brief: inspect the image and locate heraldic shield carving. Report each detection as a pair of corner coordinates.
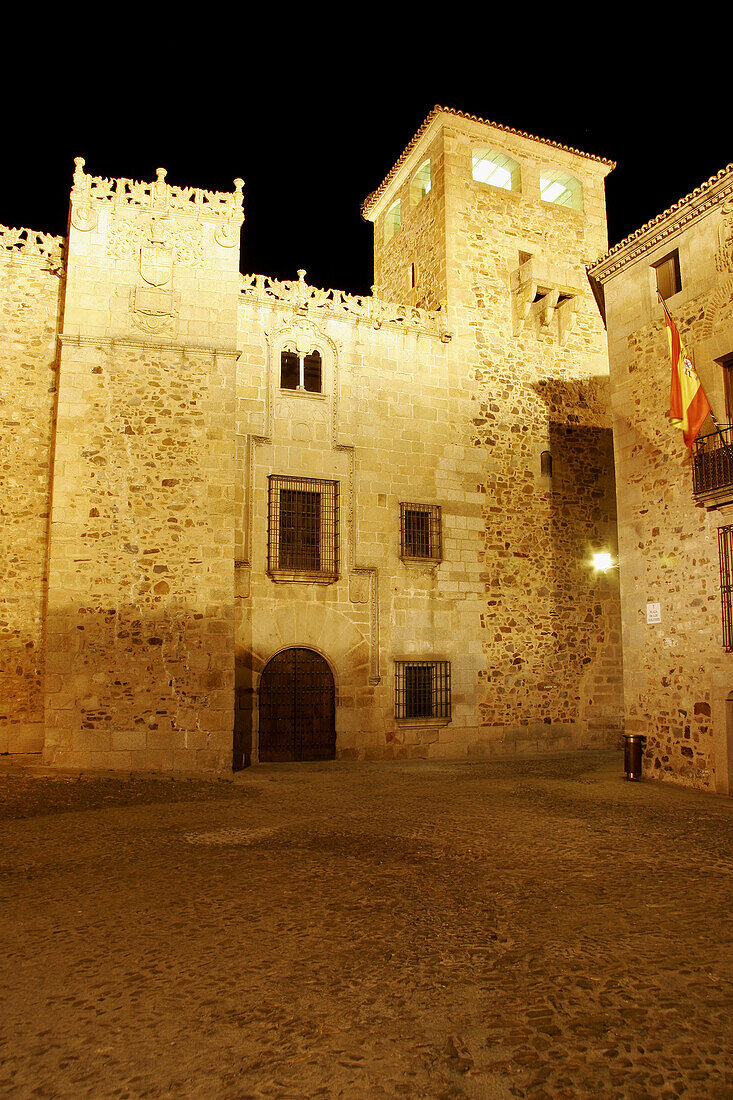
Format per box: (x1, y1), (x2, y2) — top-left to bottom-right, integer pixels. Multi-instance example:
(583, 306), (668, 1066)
(140, 241), (173, 288)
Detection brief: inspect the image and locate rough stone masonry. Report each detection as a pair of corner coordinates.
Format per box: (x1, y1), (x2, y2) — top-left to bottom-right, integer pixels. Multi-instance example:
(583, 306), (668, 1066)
(1, 107), (624, 773)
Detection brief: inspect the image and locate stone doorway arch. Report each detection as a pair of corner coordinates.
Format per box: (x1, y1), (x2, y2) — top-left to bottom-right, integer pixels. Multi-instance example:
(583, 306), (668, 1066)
(258, 648), (336, 762)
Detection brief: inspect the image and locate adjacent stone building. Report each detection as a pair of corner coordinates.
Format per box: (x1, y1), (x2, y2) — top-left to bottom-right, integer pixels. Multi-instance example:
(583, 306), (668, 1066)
(589, 164), (733, 795)
(1, 106), (623, 772)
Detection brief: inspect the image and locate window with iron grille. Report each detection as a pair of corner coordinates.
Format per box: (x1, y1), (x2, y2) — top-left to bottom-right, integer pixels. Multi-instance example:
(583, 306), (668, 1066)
(400, 503), (441, 561)
(394, 661), (451, 720)
(719, 524), (733, 651)
(268, 476), (338, 579)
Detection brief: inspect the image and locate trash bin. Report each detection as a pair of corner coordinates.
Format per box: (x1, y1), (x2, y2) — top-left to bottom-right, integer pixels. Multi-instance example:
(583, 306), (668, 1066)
(623, 734), (644, 780)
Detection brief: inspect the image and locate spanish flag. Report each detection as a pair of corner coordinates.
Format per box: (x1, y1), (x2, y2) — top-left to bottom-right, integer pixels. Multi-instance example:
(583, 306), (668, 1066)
(662, 299), (710, 447)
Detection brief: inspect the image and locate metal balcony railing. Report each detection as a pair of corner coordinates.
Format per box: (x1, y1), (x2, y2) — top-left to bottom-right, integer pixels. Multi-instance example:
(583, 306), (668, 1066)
(692, 427), (733, 497)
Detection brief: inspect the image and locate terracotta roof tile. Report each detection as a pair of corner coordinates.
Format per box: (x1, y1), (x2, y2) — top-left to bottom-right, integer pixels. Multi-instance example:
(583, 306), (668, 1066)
(362, 105), (615, 218)
(588, 162), (733, 279)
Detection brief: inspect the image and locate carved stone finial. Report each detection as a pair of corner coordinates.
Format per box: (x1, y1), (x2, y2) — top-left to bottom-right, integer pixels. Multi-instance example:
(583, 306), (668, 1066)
(233, 179), (244, 201)
(297, 269), (306, 282)
(156, 168), (167, 182)
(73, 157), (87, 190)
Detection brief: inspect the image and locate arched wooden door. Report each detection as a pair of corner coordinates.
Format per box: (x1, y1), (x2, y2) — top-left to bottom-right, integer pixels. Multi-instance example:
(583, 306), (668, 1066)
(258, 648), (335, 762)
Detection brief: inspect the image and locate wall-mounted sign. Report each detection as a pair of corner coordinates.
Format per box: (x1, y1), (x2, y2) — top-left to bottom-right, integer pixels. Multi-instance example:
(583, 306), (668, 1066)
(646, 602), (661, 624)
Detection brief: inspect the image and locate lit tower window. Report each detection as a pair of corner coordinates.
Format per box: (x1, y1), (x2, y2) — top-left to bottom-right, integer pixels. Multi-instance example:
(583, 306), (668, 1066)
(411, 160), (431, 205)
(540, 170), (583, 210)
(472, 149), (521, 192)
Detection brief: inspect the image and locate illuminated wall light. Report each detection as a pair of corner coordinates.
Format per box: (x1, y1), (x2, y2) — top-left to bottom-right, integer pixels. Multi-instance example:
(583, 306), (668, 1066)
(593, 551), (613, 571)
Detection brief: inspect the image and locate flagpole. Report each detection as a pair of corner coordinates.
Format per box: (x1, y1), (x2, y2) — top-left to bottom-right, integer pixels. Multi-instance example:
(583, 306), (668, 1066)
(657, 291), (733, 463)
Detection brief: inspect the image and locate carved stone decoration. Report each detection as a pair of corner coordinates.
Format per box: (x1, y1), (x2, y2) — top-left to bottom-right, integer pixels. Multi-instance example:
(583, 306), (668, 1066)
(242, 272), (448, 339)
(349, 573), (370, 604)
(70, 160), (245, 239)
(291, 420), (312, 441)
(140, 242), (173, 288)
(0, 225), (65, 272)
(70, 204), (98, 233)
(715, 197), (733, 274)
(269, 317), (338, 361)
(108, 215), (205, 266)
(701, 279), (733, 341)
(215, 221), (239, 248)
(129, 287), (177, 336)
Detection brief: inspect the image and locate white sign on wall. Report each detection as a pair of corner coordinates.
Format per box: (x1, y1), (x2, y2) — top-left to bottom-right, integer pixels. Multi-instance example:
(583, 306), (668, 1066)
(646, 602), (661, 624)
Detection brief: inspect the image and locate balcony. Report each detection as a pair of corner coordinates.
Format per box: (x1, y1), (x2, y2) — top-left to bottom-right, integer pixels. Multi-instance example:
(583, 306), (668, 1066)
(692, 427), (733, 509)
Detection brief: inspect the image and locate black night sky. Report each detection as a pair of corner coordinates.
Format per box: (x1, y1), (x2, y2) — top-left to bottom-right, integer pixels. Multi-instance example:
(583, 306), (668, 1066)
(3, 22), (728, 298)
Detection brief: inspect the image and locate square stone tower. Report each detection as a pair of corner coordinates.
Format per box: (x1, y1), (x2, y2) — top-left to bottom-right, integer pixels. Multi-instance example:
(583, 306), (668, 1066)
(43, 161), (244, 770)
(364, 108), (623, 750)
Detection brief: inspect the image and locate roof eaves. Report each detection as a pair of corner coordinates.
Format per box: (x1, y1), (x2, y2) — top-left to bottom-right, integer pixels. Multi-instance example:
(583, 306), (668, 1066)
(588, 162), (733, 282)
(361, 104), (616, 220)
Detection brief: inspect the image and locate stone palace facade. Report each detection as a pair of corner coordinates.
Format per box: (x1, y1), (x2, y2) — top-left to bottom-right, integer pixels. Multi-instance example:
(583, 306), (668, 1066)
(589, 164), (733, 796)
(1, 106), (624, 773)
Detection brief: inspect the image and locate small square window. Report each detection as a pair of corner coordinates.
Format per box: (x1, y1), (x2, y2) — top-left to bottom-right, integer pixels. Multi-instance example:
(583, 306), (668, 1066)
(268, 476), (338, 580)
(653, 251), (682, 300)
(400, 503), (441, 561)
(395, 660), (451, 720)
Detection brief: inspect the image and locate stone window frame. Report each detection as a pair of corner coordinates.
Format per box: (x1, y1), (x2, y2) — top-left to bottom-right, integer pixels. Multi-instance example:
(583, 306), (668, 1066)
(399, 502), (442, 564)
(394, 659), (452, 723)
(267, 475), (339, 584)
(471, 147), (522, 194)
(276, 335), (330, 400)
(539, 169), (584, 211)
(410, 160), (432, 206)
(652, 250), (682, 302)
(384, 199), (402, 242)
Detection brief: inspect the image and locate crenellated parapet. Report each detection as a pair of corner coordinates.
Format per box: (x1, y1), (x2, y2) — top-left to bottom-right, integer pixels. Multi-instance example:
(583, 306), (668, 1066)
(70, 158), (244, 241)
(64, 159), (244, 344)
(240, 269), (452, 340)
(0, 224), (65, 272)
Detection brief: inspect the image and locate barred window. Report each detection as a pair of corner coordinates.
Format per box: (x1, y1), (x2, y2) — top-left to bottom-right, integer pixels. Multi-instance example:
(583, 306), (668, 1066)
(400, 503), (441, 560)
(395, 661), (451, 720)
(719, 524), (733, 651)
(268, 476), (338, 579)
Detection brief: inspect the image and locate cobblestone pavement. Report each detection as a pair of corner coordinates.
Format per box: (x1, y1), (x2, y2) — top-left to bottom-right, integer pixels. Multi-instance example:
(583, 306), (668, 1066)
(1, 750), (732, 1100)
